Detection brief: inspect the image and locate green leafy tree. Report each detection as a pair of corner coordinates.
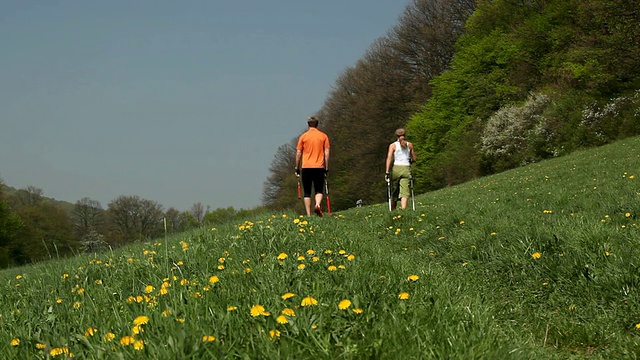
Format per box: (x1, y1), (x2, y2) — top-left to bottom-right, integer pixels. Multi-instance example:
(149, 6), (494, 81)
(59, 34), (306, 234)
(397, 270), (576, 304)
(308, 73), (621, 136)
(0, 179), (24, 268)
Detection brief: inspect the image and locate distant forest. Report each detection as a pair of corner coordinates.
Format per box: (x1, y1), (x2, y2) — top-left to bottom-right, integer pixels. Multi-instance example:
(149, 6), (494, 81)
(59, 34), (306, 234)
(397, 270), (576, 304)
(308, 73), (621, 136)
(0, 183), (264, 268)
(262, 0), (639, 210)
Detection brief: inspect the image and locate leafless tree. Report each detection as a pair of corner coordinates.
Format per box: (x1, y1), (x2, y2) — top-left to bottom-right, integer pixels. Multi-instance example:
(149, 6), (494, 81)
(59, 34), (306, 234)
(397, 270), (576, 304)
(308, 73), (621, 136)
(73, 197), (103, 238)
(16, 186), (44, 207)
(262, 139), (299, 210)
(189, 202), (206, 224)
(107, 195), (164, 245)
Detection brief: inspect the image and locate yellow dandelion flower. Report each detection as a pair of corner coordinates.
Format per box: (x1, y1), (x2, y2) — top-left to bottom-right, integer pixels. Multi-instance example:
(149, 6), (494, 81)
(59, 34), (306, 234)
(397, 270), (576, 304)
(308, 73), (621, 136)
(626, 212), (631, 217)
(328, 265), (337, 271)
(56, 298), (62, 304)
(159, 287), (168, 295)
(636, 323), (640, 329)
(50, 347), (71, 356)
(103, 332), (116, 342)
(311, 324), (318, 329)
(353, 308), (363, 314)
(85, 327), (97, 337)
(162, 309), (172, 317)
(208, 275), (220, 284)
(133, 339), (144, 350)
(269, 329), (281, 339)
(132, 325), (143, 335)
(175, 318), (185, 323)
(62, 273), (69, 279)
(301, 296), (318, 306)
(245, 267), (251, 273)
(133, 315), (149, 326)
(338, 299), (351, 310)
(281, 292), (295, 300)
(347, 254), (355, 261)
(532, 252), (542, 259)
(276, 315), (289, 324)
(277, 252), (288, 260)
(73, 301), (82, 309)
(282, 308), (296, 316)
(35, 342), (46, 349)
(407, 275), (419, 282)
(144, 285), (154, 293)
(120, 336), (135, 346)
(312, 256), (320, 262)
(227, 306), (238, 311)
(10, 338), (20, 346)
(202, 335), (216, 342)
(398, 292), (410, 300)
(298, 263), (306, 270)
(251, 304), (266, 317)
(217, 264), (225, 270)
(307, 249), (315, 255)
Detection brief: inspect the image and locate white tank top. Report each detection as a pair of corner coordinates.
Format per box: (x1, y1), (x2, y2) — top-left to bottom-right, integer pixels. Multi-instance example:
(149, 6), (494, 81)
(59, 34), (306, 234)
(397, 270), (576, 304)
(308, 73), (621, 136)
(393, 141), (412, 166)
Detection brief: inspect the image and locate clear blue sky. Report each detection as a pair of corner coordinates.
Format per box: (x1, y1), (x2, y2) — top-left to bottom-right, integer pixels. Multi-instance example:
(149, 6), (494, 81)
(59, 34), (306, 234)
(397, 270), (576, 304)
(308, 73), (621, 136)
(0, 0), (410, 211)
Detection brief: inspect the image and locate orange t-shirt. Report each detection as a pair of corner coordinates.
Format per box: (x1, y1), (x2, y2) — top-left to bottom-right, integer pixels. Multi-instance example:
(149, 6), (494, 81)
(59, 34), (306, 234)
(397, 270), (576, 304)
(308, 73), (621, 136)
(296, 128), (330, 168)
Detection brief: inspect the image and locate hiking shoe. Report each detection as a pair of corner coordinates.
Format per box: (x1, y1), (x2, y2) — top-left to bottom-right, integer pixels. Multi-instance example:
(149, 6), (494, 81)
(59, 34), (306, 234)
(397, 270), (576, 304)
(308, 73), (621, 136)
(314, 205), (323, 217)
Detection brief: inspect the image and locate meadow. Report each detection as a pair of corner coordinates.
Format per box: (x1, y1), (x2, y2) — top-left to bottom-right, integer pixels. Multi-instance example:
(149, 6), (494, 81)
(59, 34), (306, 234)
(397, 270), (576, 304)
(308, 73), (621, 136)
(2, 136), (640, 359)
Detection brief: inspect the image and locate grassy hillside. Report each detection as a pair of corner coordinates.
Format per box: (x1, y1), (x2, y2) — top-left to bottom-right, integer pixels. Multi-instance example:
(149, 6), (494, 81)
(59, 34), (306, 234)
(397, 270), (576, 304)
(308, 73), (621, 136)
(2, 136), (640, 358)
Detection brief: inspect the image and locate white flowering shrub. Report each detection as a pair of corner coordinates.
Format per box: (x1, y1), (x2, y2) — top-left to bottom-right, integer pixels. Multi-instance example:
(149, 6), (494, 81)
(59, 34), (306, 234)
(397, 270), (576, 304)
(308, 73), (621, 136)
(480, 92), (552, 168)
(579, 89), (640, 145)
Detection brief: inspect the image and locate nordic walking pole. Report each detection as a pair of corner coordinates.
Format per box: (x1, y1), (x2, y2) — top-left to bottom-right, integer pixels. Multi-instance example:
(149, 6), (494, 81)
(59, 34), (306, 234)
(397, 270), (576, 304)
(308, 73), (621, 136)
(296, 175), (301, 199)
(386, 175), (392, 212)
(324, 176), (332, 216)
(410, 176), (416, 211)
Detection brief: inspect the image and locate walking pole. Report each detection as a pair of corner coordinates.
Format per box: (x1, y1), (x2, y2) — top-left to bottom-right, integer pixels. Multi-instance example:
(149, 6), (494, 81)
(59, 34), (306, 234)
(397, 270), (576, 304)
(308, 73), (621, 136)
(324, 177), (332, 216)
(296, 175), (301, 199)
(386, 176), (392, 212)
(410, 176), (415, 211)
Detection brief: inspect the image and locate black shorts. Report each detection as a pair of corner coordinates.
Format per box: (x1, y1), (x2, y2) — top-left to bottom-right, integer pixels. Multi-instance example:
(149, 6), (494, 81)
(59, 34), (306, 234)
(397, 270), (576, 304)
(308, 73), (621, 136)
(301, 168), (325, 197)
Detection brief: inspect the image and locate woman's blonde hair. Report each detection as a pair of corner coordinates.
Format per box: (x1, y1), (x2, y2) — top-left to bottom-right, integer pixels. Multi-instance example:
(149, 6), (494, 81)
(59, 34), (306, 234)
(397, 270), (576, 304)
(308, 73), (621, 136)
(395, 128), (408, 148)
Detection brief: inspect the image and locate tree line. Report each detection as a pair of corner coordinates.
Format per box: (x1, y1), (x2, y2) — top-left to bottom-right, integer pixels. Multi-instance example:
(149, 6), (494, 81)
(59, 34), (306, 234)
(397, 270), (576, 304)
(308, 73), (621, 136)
(262, 0), (639, 211)
(0, 180), (262, 269)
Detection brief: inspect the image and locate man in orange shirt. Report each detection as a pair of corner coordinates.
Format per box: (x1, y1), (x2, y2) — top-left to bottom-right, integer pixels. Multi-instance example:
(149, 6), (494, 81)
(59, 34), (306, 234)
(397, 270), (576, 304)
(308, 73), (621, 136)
(295, 116), (330, 216)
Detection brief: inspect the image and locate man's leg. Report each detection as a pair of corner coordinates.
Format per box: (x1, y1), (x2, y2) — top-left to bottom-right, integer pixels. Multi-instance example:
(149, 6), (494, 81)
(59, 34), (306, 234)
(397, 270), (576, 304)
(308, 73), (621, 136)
(304, 197), (312, 216)
(301, 169), (314, 216)
(313, 170), (324, 216)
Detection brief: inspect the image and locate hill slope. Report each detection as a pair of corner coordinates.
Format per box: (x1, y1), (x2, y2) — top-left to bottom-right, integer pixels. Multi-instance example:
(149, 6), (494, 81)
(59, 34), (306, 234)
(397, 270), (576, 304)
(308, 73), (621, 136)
(2, 136), (639, 358)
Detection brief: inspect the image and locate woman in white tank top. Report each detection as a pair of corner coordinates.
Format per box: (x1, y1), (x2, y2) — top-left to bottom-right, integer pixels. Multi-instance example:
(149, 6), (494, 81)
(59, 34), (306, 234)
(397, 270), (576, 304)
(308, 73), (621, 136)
(385, 128), (417, 210)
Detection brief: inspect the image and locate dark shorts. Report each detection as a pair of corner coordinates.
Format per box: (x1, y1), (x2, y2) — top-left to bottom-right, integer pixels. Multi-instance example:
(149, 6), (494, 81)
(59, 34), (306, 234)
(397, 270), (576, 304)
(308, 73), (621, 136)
(301, 168), (325, 197)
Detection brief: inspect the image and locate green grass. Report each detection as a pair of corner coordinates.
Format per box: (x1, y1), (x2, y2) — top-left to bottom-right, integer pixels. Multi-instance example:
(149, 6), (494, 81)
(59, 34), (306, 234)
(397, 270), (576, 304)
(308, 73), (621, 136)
(2, 137), (640, 359)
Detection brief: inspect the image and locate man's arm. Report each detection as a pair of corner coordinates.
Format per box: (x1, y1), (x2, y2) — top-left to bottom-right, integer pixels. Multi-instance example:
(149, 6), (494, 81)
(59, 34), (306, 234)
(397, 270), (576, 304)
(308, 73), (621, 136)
(295, 149), (302, 173)
(324, 147), (330, 172)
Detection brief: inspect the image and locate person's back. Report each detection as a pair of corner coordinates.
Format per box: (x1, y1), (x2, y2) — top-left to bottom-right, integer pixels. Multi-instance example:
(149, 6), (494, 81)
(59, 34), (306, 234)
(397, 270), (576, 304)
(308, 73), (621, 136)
(295, 116), (330, 216)
(298, 128), (328, 169)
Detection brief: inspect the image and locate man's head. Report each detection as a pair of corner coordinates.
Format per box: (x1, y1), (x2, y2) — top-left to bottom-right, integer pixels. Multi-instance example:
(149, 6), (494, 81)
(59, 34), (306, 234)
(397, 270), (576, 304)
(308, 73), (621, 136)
(395, 128), (406, 137)
(307, 116), (319, 128)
